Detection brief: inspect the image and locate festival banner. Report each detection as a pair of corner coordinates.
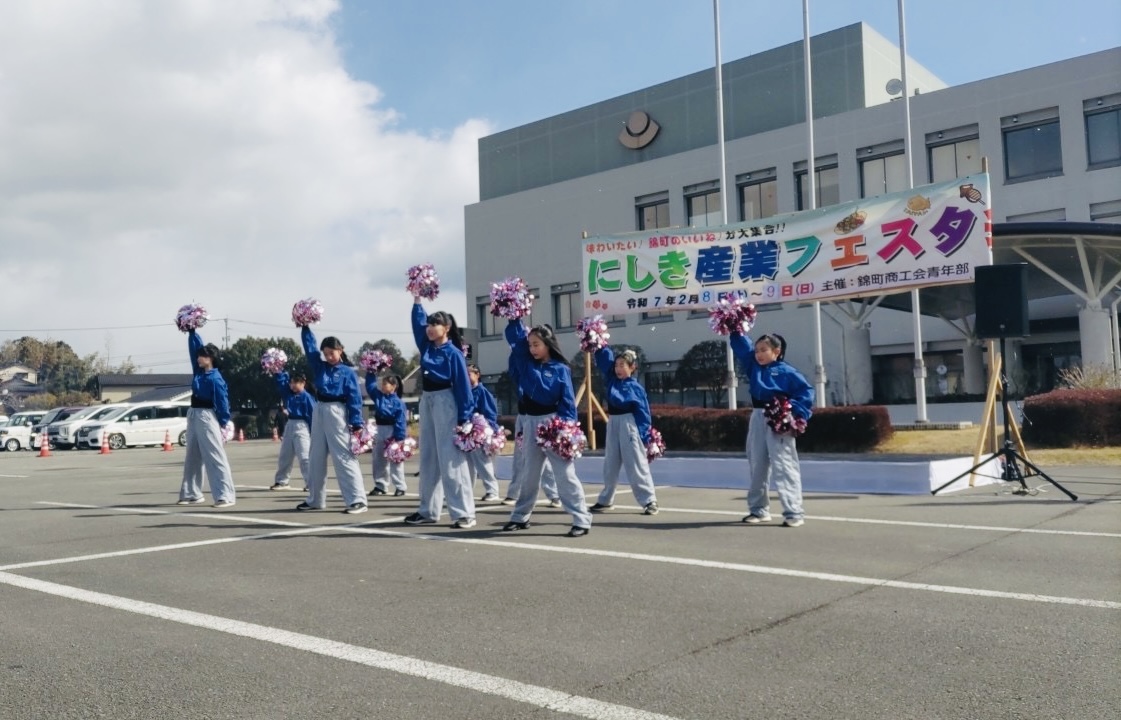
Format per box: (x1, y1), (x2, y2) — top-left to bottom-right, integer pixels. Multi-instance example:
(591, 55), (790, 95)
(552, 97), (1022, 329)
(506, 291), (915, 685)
(581, 173), (992, 315)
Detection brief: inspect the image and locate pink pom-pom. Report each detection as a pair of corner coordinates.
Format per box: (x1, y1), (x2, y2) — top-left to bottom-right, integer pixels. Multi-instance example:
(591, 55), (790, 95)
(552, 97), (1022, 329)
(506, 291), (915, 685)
(763, 396), (808, 437)
(221, 421), (235, 444)
(484, 430), (507, 457)
(175, 303), (209, 332)
(534, 417), (587, 460)
(645, 427), (666, 462)
(384, 437), (417, 463)
(707, 297), (758, 336)
(260, 347), (288, 375)
(407, 263), (440, 300)
(359, 349), (393, 374)
(575, 315), (610, 353)
(453, 413), (495, 453)
(489, 277), (535, 319)
(350, 420), (378, 456)
(292, 298), (323, 327)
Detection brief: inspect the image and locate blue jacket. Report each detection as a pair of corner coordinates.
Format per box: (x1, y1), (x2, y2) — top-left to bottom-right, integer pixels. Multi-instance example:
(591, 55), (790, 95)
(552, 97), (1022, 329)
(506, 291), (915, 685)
(595, 346), (653, 443)
(275, 371), (316, 424)
(188, 330), (231, 426)
(365, 376), (408, 441)
(505, 320), (577, 422)
(411, 304), (473, 423)
(301, 326), (364, 429)
(729, 332), (814, 420)
(471, 383), (499, 431)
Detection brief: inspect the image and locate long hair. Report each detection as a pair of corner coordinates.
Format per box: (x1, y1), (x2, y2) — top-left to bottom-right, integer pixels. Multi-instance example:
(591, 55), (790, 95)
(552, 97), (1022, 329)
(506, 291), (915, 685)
(529, 324), (569, 366)
(320, 335), (353, 366)
(757, 333), (787, 361)
(197, 343), (222, 370)
(428, 311), (465, 355)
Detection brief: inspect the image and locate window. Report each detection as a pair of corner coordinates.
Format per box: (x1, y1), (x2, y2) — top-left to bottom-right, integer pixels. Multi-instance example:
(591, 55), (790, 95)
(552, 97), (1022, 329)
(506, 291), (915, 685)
(552, 284), (625, 329)
(1090, 199), (1121, 221)
(928, 130), (981, 183)
(684, 181), (722, 227)
(637, 199), (669, 230)
(1085, 96), (1121, 169)
(476, 290), (540, 338)
(795, 163), (839, 210)
(641, 309), (675, 323)
(1002, 109), (1062, 182)
(736, 171), (777, 221)
(1006, 208), (1066, 222)
(127, 408), (155, 422)
(860, 152), (907, 198)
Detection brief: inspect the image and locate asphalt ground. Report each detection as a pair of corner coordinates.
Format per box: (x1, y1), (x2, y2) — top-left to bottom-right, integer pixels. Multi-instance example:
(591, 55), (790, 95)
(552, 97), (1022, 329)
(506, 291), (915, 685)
(1, 442), (1118, 720)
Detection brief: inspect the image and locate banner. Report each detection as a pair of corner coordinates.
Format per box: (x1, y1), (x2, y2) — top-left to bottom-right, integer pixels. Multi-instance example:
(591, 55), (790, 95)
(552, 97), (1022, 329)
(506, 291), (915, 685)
(582, 173), (992, 314)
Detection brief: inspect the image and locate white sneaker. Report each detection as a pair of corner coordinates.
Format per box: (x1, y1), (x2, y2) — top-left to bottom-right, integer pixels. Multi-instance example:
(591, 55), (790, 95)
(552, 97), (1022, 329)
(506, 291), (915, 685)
(547, 498), (562, 508)
(176, 498), (205, 506)
(452, 517), (477, 529)
(212, 500), (236, 508)
(742, 513), (772, 524)
(344, 503), (368, 514)
(783, 517), (804, 528)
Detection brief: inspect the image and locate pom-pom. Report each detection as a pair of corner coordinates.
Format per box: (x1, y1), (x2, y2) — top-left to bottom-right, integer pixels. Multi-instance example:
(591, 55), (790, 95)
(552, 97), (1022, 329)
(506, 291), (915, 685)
(406, 263), (440, 300)
(350, 420), (378, 456)
(260, 347), (288, 375)
(384, 437), (417, 463)
(535, 417), (587, 460)
(488, 277), (535, 319)
(645, 427), (666, 462)
(707, 297), (758, 336)
(453, 413), (495, 453)
(484, 429), (507, 457)
(764, 395), (808, 437)
(175, 303), (209, 332)
(575, 315), (610, 353)
(221, 421), (235, 443)
(359, 349), (393, 375)
(292, 298), (323, 327)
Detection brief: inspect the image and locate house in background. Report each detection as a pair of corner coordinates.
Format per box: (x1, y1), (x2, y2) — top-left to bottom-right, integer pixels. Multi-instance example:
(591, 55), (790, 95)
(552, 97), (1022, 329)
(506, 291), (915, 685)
(95, 374), (194, 403)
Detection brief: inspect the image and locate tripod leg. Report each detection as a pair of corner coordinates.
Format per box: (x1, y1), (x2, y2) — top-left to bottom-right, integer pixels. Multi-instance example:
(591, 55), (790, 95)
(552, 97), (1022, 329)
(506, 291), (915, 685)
(932, 453), (1003, 495)
(1006, 449), (1079, 501)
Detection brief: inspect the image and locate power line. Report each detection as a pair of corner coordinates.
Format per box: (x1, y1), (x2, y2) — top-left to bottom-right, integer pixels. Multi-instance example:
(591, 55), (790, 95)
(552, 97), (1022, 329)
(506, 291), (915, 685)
(0, 323), (167, 332)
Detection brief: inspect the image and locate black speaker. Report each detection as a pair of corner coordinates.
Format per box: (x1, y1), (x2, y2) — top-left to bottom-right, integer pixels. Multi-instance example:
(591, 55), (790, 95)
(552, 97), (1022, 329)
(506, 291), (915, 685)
(974, 264), (1029, 338)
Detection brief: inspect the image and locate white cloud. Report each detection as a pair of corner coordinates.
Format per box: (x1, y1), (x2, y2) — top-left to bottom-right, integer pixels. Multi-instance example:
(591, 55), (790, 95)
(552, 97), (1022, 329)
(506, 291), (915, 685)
(0, 0), (488, 371)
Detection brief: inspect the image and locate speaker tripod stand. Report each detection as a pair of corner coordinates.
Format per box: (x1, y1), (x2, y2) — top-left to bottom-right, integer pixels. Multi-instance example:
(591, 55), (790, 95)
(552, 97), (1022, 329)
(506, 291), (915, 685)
(932, 336), (1077, 500)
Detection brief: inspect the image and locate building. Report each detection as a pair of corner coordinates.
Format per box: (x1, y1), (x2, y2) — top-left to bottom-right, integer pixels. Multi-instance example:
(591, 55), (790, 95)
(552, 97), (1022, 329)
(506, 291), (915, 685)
(95, 374), (194, 403)
(464, 23), (1121, 410)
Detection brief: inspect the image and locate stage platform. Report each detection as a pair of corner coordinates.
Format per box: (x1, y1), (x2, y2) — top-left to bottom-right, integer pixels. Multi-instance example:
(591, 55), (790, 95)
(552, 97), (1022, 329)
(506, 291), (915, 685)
(492, 453), (1003, 496)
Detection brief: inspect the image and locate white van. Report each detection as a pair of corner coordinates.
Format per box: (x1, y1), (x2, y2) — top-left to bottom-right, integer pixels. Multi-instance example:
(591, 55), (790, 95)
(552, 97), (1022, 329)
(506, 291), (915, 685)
(78, 402), (190, 450)
(0, 411), (48, 451)
(49, 404), (131, 449)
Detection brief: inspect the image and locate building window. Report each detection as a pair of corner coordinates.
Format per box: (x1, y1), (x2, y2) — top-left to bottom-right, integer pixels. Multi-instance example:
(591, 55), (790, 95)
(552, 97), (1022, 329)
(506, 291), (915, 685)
(1003, 110), (1062, 182)
(928, 135), (981, 183)
(737, 173), (777, 221)
(553, 283), (625, 329)
(684, 181), (722, 227)
(1085, 101), (1121, 169)
(641, 309), (675, 323)
(1090, 199), (1121, 221)
(859, 152), (907, 198)
(795, 164), (839, 210)
(637, 199), (670, 230)
(478, 289), (539, 337)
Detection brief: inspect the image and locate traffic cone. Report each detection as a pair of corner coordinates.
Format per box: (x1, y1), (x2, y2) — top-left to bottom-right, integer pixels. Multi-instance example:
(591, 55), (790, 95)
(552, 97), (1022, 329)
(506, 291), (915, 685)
(100, 431), (111, 455)
(38, 430), (51, 457)
(237, 428), (245, 443)
(162, 429), (173, 452)
(271, 427), (279, 442)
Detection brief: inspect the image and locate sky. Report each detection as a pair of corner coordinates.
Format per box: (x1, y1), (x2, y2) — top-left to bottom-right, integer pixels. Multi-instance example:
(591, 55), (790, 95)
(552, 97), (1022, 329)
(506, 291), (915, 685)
(1, 0), (1118, 375)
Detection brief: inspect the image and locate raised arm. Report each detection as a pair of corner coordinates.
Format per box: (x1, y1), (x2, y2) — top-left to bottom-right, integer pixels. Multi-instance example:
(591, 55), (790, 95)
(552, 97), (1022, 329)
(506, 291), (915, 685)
(411, 302), (429, 352)
(188, 330), (204, 376)
(594, 346), (616, 385)
(300, 326), (322, 374)
(728, 331), (756, 375)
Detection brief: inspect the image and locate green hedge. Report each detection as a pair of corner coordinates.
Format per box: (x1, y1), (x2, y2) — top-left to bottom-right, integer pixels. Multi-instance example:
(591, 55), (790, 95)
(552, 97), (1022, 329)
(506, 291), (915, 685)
(1021, 389), (1121, 447)
(499, 404), (893, 453)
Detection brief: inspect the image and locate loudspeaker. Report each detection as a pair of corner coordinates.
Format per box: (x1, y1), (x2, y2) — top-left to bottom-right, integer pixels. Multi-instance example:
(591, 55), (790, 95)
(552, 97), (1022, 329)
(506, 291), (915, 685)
(974, 264), (1029, 338)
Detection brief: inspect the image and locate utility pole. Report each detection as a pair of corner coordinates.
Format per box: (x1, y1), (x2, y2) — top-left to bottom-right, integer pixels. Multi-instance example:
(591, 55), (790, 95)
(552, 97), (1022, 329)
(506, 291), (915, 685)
(223, 318), (230, 350)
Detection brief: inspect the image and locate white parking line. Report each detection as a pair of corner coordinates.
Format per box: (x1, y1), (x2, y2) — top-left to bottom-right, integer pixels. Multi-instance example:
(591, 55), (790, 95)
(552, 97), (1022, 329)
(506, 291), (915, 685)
(0, 571), (681, 720)
(25, 501), (1121, 609)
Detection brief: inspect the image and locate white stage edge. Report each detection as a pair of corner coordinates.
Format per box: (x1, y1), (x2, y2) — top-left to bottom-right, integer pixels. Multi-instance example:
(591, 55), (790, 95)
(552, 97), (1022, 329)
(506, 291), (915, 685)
(493, 454), (1002, 496)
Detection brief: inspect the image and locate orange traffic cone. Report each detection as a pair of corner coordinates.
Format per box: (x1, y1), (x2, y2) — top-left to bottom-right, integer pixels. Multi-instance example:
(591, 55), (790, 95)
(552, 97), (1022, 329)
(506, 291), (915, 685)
(271, 427), (279, 442)
(100, 431), (111, 455)
(237, 428), (245, 443)
(162, 430), (173, 452)
(38, 430), (51, 457)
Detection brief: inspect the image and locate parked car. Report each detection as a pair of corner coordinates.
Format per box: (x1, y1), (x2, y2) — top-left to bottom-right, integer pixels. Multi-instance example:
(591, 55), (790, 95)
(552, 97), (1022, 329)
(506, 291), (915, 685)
(78, 402), (190, 450)
(0, 411), (48, 451)
(30, 406), (87, 450)
(49, 404), (131, 450)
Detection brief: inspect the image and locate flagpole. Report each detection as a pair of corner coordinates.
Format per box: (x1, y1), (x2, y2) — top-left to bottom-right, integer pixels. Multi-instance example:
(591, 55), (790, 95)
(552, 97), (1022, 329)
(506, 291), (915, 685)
(803, 0), (826, 409)
(897, 0), (928, 422)
(713, 0), (737, 410)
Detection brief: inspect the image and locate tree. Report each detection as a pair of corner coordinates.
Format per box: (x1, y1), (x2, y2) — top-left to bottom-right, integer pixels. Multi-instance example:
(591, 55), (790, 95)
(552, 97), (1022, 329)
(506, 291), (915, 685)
(0, 337), (94, 395)
(676, 340), (729, 408)
(357, 339), (413, 379)
(221, 337), (307, 433)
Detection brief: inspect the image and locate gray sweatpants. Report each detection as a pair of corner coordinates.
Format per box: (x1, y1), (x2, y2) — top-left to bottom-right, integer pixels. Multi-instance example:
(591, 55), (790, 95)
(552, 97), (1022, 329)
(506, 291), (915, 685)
(415, 388), (475, 522)
(304, 402), (367, 509)
(371, 431), (406, 492)
(274, 418), (310, 486)
(469, 449), (499, 497)
(509, 413), (591, 529)
(746, 408), (804, 520)
(179, 408), (235, 503)
(596, 413), (657, 507)
(506, 413), (559, 500)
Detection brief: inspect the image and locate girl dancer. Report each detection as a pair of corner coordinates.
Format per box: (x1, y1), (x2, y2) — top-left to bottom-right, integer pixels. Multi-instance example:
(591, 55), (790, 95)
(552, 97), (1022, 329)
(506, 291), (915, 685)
(366, 373), (408, 497)
(178, 330), (236, 508)
(270, 371), (315, 491)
